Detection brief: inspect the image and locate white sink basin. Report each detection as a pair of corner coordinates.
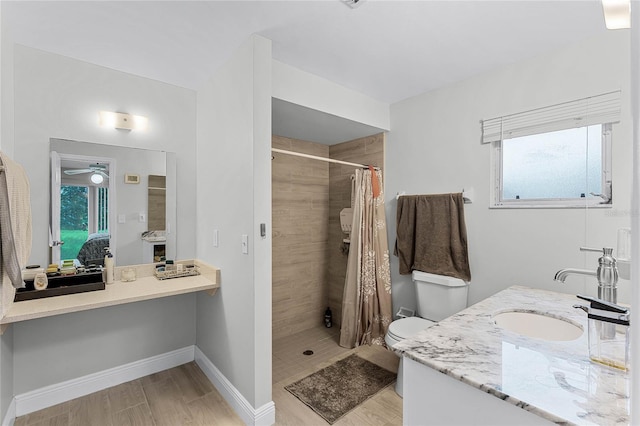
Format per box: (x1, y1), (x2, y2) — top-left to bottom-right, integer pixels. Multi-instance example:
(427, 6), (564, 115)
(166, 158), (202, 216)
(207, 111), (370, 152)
(493, 311), (583, 341)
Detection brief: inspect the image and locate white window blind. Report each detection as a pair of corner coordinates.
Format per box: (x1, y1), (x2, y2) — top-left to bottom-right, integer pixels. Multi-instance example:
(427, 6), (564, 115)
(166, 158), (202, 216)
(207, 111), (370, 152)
(481, 90), (621, 144)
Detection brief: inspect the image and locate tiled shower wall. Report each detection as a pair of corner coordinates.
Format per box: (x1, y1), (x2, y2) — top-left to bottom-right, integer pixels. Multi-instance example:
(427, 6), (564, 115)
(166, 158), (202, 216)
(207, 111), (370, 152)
(327, 133), (385, 328)
(272, 135), (330, 340)
(272, 133), (385, 340)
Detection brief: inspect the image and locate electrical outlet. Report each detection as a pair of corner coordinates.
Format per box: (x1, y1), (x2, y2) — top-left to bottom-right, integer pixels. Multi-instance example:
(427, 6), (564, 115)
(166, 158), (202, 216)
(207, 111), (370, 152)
(118, 214), (126, 224)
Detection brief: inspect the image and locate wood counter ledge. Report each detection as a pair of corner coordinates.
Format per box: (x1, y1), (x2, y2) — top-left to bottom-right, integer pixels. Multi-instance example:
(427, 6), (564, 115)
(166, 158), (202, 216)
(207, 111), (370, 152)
(0, 259), (220, 332)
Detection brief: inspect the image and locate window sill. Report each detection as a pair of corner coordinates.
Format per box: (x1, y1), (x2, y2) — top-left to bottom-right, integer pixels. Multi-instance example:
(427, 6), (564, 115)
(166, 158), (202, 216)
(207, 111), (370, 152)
(490, 203), (613, 210)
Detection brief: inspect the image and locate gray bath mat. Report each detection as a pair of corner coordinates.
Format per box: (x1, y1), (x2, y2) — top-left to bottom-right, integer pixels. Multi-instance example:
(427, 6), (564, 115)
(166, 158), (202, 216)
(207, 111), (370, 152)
(284, 353), (396, 424)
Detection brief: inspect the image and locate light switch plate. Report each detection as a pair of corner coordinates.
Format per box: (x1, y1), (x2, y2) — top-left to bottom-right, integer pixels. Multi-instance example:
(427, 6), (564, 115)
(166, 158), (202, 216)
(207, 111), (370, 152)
(118, 214), (126, 224)
(139, 213), (146, 223)
(241, 234), (249, 254)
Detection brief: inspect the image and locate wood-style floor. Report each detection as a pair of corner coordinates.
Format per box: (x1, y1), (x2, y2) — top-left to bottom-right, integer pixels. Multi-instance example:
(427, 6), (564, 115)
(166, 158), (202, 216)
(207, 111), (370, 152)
(15, 326), (402, 426)
(14, 362), (243, 426)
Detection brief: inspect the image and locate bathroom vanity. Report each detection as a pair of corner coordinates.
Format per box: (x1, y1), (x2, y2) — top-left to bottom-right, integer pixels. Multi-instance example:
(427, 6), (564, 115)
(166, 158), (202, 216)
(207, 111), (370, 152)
(0, 259), (220, 333)
(393, 286), (630, 425)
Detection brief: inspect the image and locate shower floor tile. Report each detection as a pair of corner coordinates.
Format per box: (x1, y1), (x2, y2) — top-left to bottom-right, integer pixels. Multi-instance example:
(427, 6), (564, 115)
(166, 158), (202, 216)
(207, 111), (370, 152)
(273, 326), (349, 384)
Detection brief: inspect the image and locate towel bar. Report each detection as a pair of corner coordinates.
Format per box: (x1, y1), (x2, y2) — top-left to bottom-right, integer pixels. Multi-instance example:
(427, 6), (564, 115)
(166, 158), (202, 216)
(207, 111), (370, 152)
(396, 189), (473, 204)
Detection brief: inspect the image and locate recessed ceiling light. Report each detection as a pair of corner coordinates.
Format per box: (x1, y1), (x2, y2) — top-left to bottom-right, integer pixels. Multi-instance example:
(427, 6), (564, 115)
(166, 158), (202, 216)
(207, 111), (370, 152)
(601, 0), (630, 29)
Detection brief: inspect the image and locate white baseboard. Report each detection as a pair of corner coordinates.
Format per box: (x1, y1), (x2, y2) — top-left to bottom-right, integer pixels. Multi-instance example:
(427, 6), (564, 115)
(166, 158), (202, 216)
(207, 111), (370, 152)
(1, 398), (15, 426)
(14, 346), (195, 417)
(194, 346), (275, 426)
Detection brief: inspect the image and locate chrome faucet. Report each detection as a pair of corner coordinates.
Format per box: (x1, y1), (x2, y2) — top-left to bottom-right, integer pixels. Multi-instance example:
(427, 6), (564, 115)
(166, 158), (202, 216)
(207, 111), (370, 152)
(554, 247), (619, 304)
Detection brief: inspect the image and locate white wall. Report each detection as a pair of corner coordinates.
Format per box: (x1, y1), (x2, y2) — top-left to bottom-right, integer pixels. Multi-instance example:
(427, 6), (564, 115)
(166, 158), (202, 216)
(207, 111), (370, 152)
(0, 325), (13, 424)
(0, 4), (14, 159)
(0, 4), (16, 422)
(272, 60), (391, 132)
(195, 35), (273, 412)
(13, 45), (197, 267)
(629, 3), (640, 421)
(386, 31), (632, 314)
(252, 36), (273, 410)
(10, 45), (199, 395)
(13, 295), (196, 393)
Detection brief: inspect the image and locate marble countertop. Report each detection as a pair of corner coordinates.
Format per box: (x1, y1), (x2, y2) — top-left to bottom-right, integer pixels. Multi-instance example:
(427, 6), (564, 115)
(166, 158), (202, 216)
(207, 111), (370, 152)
(392, 286), (630, 425)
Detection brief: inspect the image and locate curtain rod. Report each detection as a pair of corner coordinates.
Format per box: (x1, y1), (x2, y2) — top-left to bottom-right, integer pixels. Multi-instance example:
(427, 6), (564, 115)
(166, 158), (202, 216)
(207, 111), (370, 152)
(271, 148), (380, 170)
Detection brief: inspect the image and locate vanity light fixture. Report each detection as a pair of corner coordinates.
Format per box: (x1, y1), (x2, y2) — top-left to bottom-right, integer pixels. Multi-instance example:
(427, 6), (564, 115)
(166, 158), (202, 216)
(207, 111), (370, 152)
(601, 0), (630, 29)
(90, 173), (104, 184)
(99, 111), (149, 131)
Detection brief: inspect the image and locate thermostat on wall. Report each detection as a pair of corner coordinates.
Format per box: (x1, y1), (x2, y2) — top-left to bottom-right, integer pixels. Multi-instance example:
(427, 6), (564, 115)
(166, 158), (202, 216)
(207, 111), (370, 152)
(124, 173), (140, 184)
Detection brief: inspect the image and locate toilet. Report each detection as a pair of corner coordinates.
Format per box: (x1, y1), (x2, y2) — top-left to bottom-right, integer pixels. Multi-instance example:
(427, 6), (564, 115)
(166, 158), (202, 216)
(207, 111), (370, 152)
(385, 270), (469, 397)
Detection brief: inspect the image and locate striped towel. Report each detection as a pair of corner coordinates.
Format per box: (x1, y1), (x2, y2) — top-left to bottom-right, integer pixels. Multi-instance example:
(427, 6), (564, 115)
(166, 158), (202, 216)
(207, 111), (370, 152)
(0, 151), (32, 292)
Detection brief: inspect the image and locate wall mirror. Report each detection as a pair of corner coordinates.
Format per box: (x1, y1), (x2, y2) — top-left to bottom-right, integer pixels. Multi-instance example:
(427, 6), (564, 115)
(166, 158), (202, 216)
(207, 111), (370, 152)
(50, 139), (176, 267)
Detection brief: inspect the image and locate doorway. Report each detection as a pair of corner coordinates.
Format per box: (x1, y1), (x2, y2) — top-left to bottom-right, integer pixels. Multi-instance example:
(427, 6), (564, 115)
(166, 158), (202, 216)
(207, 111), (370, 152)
(50, 151), (116, 265)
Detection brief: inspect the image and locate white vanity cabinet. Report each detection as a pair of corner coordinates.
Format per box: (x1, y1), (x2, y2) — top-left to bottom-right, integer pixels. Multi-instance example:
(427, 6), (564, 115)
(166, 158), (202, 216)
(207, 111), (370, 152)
(403, 356), (551, 425)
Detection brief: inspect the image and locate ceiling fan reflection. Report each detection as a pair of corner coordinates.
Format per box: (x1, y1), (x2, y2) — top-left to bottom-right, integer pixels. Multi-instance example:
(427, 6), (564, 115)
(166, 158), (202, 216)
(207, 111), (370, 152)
(63, 163), (110, 179)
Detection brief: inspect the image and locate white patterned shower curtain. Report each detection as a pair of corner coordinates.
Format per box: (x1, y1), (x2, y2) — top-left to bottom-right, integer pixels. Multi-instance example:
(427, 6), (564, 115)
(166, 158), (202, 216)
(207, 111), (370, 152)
(339, 167), (392, 348)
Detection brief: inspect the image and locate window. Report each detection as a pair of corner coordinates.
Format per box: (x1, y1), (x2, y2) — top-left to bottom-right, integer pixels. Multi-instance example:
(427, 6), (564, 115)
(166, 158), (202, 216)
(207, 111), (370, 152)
(494, 123), (612, 207)
(60, 185), (109, 260)
(482, 91), (620, 208)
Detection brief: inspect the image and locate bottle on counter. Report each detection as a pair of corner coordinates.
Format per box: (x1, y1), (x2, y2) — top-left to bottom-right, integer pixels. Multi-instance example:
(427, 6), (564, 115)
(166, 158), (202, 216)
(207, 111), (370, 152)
(104, 247), (114, 284)
(324, 307), (332, 328)
(33, 272), (48, 291)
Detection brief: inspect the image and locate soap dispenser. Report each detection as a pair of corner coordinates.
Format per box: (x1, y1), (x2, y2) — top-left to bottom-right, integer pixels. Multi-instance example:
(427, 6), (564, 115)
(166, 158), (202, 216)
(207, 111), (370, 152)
(574, 294), (630, 371)
(104, 247), (114, 285)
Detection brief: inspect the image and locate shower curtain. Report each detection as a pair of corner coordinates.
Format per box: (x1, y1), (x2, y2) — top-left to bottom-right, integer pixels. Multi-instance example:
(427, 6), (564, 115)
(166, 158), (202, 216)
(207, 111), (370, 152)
(339, 167), (392, 348)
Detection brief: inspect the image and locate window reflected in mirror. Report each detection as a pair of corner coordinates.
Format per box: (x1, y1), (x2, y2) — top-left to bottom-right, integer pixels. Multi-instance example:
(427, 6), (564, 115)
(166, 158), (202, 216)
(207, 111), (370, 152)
(55, 153), (113, 266)
(60, 184), (110, 265)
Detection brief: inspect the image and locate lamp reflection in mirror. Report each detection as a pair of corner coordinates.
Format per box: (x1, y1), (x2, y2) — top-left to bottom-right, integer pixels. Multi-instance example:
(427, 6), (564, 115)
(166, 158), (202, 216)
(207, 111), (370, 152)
(99, 111), (149, 131)
(90, 173), (104, 184)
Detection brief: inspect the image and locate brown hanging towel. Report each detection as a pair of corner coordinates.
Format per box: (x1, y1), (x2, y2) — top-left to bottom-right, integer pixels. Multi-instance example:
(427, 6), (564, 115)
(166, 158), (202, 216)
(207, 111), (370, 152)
(394, 192), (471, 282)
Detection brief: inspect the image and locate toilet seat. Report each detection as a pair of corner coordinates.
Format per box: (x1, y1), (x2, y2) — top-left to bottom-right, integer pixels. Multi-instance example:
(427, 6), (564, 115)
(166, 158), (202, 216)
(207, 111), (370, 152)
(387, 316), (435, 341)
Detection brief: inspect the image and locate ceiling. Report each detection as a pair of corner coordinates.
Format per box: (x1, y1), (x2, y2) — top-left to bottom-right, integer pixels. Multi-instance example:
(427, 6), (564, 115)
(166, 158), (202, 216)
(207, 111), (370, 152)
(272, 98), (384, 144)
(3, 1), (608, 144)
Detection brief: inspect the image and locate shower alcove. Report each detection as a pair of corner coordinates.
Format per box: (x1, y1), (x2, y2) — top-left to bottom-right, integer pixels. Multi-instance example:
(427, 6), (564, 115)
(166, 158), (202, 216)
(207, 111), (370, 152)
(271, 98), (386, 341)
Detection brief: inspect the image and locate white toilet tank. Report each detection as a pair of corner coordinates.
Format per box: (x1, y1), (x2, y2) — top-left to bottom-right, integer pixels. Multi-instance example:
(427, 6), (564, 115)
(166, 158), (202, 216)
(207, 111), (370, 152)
(412, 270), (469, 321)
